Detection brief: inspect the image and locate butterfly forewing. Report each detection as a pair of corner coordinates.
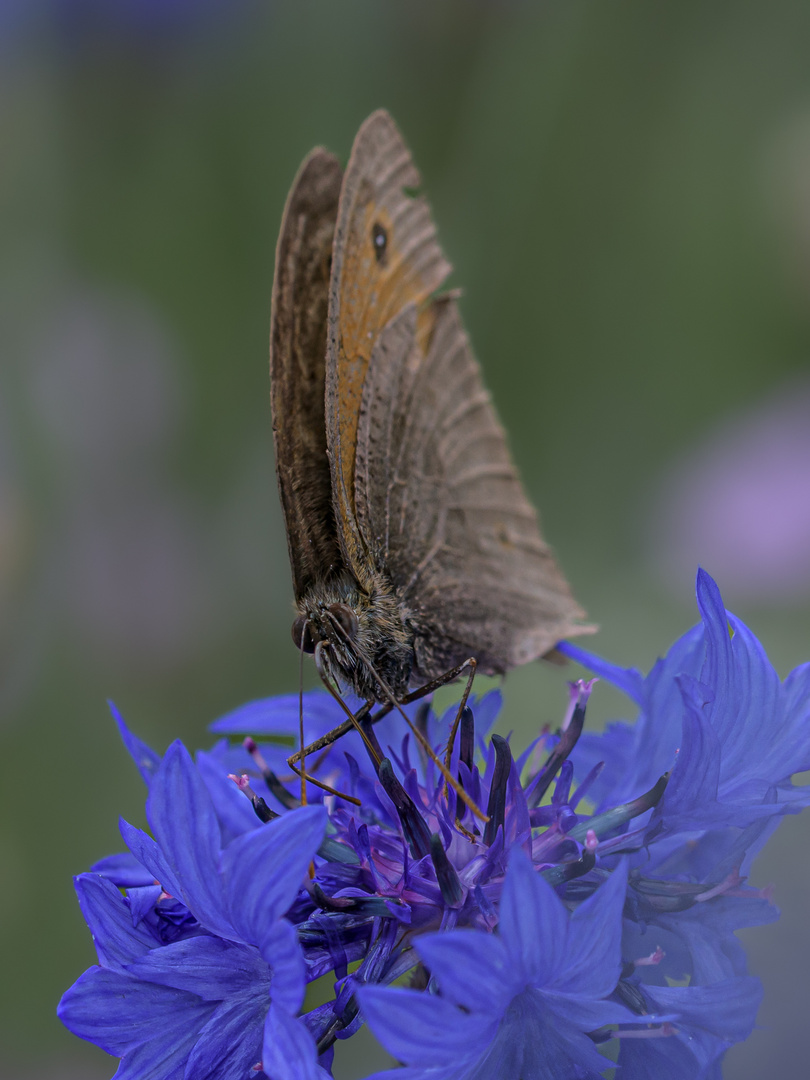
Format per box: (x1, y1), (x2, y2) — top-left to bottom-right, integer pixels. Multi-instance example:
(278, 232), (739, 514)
(270, 149), (344, 600)
(326, 110), (451, 581)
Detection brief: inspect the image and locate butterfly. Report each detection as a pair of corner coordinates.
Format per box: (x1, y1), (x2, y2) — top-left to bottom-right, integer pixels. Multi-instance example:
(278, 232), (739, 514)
(270, 109), (592, 730)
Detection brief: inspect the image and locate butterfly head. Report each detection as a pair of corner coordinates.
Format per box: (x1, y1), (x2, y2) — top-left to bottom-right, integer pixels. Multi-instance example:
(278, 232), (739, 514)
(291, 572), (415, 702)
(291, 602), (358, 656)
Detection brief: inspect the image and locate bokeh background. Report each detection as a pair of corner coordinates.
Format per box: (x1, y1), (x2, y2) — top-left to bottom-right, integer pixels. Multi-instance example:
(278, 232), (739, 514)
(3, 1), (810, 1077)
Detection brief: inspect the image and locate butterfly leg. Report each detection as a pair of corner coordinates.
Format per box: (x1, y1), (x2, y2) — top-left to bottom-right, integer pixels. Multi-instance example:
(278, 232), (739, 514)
(286, 656), (478, 773)
(397, 656), (478, 708)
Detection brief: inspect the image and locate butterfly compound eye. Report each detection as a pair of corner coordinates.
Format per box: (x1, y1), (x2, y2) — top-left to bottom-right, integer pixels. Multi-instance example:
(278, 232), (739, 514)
(291, 615), (319, 654)
(372, 223), (387, 263)
(328, 603), (359, 641)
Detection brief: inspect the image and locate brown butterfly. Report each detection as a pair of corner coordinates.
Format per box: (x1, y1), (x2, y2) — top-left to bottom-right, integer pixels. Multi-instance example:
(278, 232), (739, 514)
(270, 110), (592, 730)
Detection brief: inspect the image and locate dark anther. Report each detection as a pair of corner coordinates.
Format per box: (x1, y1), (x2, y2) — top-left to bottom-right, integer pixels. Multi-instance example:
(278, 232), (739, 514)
(372, 222), (387, 262)
(459, 706), (475, 771)
(312, 882), (403, 917)
(614, 978), (649, 1016)
(378, 758), (432, 860)
(250, 794), (277, 824)
(359, 715), (384, 772)
(541, 849), (596, 885)
(292, 614), (318, 653)
(430, 834), (464, 908)
(262, 769), (300, 810)
(629, 873), (705, 914)
(316, 998), (360, 1057)
(414, 701), (430, 744)
(244, 738), (301, 811)
(327, 603), (359, 641)
(483, 734), (512, 846)
(527, 699), (587, 807)
(316, 836), (361, 865)
(568, 773), (669, 846)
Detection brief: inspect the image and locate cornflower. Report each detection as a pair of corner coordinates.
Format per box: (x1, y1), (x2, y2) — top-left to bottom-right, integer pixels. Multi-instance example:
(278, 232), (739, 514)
(59, 571), (807, 1078)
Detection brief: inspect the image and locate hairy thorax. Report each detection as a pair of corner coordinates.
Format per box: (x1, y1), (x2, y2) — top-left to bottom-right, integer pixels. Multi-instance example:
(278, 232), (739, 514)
(295, 568), (416, 702)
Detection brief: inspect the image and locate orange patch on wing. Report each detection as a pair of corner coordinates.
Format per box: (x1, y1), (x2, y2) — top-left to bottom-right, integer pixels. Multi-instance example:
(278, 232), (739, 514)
(334, 202), (438, 519)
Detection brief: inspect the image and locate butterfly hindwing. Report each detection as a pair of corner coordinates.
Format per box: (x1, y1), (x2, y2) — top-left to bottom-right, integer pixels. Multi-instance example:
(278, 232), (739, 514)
(354, 296), (591, 678)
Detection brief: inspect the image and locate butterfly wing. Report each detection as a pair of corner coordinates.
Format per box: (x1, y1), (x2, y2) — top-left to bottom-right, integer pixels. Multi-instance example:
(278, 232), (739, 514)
(270, 148), (344, 600)
(325, 110), (451, 584)
(355, 296), (594, 679)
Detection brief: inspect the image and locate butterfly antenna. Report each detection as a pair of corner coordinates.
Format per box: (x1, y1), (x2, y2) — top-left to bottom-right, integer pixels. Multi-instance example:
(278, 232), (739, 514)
(325, 614), (488, 824)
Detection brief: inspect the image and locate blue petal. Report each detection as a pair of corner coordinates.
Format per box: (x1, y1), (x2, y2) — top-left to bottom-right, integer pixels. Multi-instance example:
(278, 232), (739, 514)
(646, 894), (778, 984)
(696, 571), (786, 790)
(696, 570), (760, 756)
(561, 860), (627, 998)
(110, 701), (162, 785)
(657, 675), (722, 826)
(119, 819), (183, 901)
(57, 966), (213, 1057)
(362, 1071), (461, 1080)
(642, 975), (762, 1044)
(262, 1003), (330, 1080)
(536, 989), (634, 1034)
(464, 989), (614, 1080)
(127, 885), (163, 927)
(260, 917), (306, 1013)
(195, 746), (260, 843)
(125, 936), (269, 1000)
(221, 805), (326, 939)
(184, 992), (267, 1080)
(414, 930), (513, 1014)
(210, 691), (358, 736)
(499, 848), (567, 985)
(91, 851), (158, 889)
(467, 689), (502, 740)
(74, 874), (156, 968)
(556, 641), (645, 705)
(568, 625), (705, 812)
(146, 742), (235, 940)
(619, 975), (762, 1079)
(358, 986), (494, 1068)
(618, 1028), (720, 1080)
(111, 1037), (191, 1080)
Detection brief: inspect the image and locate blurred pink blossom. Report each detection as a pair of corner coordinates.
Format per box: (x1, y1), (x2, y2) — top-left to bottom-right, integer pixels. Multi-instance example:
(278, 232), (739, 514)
(649, 379), (810, 602)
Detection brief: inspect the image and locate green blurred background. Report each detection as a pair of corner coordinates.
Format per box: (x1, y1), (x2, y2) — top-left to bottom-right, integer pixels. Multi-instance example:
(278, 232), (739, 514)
(3, 1), (810, 1076)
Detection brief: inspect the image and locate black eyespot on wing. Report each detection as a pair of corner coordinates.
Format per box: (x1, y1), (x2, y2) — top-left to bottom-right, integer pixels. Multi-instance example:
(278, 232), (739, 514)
(372, 223), (387, 263)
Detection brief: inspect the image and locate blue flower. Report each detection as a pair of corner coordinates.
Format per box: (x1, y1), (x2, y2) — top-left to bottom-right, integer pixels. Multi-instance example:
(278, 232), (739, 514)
(58, 740), (329, 1080)
(357, 849), (636, 1079)
(59, 570), (810, 1078)
(560, 569), (810, 842)
(616, 976), (763, 1079)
